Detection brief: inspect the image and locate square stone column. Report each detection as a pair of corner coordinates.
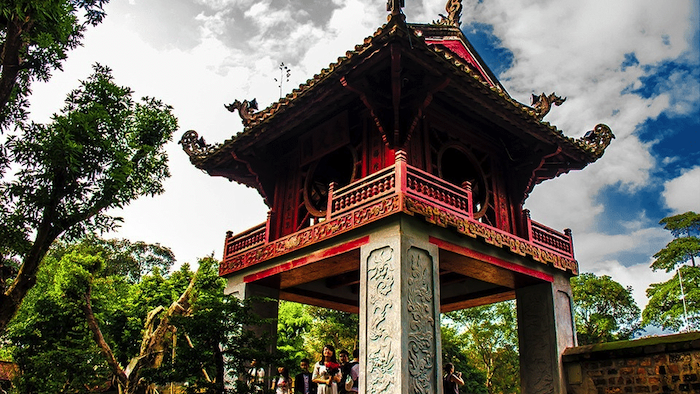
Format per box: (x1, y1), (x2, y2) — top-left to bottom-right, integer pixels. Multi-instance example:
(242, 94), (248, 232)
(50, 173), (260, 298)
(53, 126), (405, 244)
(516, 273), (576, 394)
(359, 220), (443, 394)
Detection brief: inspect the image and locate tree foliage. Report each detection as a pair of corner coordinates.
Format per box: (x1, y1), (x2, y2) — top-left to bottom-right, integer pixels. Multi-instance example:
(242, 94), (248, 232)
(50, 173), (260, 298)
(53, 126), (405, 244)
(446, 301), (520, 394)
(643, 212), (700, 331)
(0, 64), (177, 332)
(5, 238), (266, 394)
(440, 324), (488, 394)
(643, 266), (700, 331)
(570, 272), (642, 344)
(652, 211), (700, 271)
(0, 0), (108, 127)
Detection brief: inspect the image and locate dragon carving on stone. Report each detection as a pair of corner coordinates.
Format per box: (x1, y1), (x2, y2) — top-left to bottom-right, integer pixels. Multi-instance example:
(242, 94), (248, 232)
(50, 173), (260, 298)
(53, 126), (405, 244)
(437, 0), (462, 26)
(225, 98), (258, 126)
(577, 124), (615, 159)
(531, 92), (566, 120)
(179, 130), (218, 159)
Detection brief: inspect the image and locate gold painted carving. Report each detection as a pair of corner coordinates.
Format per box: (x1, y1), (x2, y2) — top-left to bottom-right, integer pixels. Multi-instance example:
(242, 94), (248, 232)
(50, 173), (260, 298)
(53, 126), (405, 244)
(531, 92), (566, 120)
(404, 196), (579, 274)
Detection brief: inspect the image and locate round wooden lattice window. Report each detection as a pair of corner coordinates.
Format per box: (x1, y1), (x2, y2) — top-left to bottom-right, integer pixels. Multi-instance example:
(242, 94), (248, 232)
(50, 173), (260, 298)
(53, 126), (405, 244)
(303, 146), (357, 217)
(438, 145), (489, 219)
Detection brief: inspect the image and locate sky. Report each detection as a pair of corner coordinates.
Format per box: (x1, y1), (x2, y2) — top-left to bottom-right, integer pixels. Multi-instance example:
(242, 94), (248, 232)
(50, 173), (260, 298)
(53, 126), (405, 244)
(27, 0), (699, 322)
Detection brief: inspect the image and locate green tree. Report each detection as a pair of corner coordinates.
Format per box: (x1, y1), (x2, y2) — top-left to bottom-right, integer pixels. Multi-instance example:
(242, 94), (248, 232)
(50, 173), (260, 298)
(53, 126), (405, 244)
(303, 306), (358, 362)
(276, 301), (313, 368)
(6, 237), (175, 393)
(643, 212), (700, 331)
(0, 64), (177, 332)
(571, 272), (642, 344)
(447, 301), (520, 394)
(0, 0), (108, 127)
(6, 238), (265, 394)
(440, 324), (488, 394)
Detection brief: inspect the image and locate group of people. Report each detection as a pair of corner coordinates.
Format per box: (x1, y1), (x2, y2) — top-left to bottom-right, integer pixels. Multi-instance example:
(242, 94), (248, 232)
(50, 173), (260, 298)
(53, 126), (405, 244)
(249, 347), (465, 394)
(249, 345), (360, 394)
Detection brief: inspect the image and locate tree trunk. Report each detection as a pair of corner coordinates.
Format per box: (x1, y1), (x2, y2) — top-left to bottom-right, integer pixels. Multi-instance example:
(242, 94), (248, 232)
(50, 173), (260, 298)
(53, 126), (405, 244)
(82, 287), (129, 388)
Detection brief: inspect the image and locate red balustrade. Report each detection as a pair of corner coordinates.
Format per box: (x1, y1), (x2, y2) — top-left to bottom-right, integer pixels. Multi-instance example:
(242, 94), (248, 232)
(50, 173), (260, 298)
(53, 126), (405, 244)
(224, 223), (266, 256)
(223, 157), (575, 271)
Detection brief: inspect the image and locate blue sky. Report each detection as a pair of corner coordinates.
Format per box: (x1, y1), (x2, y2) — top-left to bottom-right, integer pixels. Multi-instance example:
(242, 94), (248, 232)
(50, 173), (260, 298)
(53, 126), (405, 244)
(25, 0), (699, 318)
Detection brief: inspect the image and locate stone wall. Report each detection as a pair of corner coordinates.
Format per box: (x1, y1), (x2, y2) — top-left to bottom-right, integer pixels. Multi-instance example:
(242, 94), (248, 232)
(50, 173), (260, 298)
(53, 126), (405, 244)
(563, 332), (700, 394)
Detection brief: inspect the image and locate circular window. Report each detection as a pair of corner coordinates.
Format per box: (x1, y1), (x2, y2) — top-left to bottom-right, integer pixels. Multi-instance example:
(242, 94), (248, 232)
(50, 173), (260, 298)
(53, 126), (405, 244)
(303, 146), (357, 217)
(438, 145), (489, 219)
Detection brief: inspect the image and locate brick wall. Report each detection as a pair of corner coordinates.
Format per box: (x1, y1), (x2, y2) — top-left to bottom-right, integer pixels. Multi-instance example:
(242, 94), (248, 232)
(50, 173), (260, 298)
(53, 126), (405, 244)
(563, 332), (700, 394)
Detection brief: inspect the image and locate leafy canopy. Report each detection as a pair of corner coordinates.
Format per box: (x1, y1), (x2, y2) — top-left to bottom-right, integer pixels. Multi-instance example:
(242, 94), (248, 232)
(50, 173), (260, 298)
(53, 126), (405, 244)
(0, 63), (177, 332)
(571, 272), (642, 345)
(644, 212), (700, 331)
(0, 0), (109, 127)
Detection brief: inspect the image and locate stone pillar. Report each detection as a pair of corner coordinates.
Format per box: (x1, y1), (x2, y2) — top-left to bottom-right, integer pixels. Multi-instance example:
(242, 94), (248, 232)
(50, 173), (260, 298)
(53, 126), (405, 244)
(359, 220), (443, 394)
(516, 272), (576, 394)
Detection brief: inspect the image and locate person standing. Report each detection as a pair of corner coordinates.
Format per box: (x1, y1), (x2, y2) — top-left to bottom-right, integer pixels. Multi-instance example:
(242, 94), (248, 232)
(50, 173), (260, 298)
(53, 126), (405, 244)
(312, 344), (342, 394)
(338, 350), (350, 394)
(248, 359), (266, 394)
(346, 349), (359, 394)
(443, 363), (464, 394)
(295, 358), (317, 394)
(272, 366), (292, 394)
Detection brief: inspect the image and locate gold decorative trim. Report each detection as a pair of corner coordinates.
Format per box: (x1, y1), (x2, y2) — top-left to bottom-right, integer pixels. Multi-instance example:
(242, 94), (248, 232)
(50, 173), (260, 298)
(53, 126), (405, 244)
(404, 196), (578, 274)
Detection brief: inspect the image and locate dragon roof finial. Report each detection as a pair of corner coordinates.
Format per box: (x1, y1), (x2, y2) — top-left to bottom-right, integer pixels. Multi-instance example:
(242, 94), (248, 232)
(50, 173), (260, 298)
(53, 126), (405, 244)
(437, 0), (462, 27)
(531, 92), (566, 120)
(225, 98), (258, 127)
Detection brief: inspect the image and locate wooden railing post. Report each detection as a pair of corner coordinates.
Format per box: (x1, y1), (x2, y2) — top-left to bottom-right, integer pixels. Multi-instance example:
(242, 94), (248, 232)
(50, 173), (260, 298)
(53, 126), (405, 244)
(461, 181), (473, 218)
(523, 209), (533, 242)
(326, 182), (337, 221)
(564, 228), (574, 259)
(265, 210), (273, 243)
(395, 150), (407, 194)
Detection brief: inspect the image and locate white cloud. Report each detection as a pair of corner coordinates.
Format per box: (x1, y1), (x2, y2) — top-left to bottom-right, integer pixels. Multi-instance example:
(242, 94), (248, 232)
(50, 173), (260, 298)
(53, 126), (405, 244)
(663, 166), (700, 213)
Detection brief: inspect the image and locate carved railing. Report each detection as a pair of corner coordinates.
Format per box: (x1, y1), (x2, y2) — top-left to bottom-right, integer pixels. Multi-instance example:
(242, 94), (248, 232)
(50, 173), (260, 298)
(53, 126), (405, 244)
(224, 222), (266, 256)
(328, 165), (397, 219)
(222, 152), (576, 272)
(525, 210), (574, 258)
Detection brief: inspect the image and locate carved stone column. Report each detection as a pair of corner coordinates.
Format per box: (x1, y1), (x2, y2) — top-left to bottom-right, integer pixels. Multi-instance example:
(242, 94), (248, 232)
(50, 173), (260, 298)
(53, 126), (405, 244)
(359, 220), (442, 394)
(516, 273), (576, 394)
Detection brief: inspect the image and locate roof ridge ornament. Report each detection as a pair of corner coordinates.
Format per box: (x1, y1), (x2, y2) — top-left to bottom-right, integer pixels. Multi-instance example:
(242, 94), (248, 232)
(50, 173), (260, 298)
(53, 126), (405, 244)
(437, 0), (463, 27)
(225, 98), (258, 126)
(531, 92), (566, 120)
(386, 0), (405, 21)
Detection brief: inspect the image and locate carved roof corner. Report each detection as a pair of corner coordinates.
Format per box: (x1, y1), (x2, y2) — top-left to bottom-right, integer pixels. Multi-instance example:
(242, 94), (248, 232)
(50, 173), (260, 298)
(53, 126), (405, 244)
(179, 130), (220, 163)
(575, 124), (615, 160)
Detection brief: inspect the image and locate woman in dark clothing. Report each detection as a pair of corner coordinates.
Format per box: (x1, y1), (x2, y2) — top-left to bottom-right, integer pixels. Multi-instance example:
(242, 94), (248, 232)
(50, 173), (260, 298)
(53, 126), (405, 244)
(443, 363), (465, 394)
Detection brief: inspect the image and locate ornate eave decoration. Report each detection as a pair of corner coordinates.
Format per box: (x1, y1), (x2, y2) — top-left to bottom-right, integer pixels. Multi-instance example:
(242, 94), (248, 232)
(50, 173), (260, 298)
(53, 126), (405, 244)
(575, 124), (615, 159)
(179, 130), (219, 160)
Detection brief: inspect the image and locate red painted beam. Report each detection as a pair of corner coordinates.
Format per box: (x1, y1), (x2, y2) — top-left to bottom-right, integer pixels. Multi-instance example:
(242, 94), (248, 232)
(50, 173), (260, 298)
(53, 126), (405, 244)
(244, 236), (370, 283)
(429, 236), (554, 283)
